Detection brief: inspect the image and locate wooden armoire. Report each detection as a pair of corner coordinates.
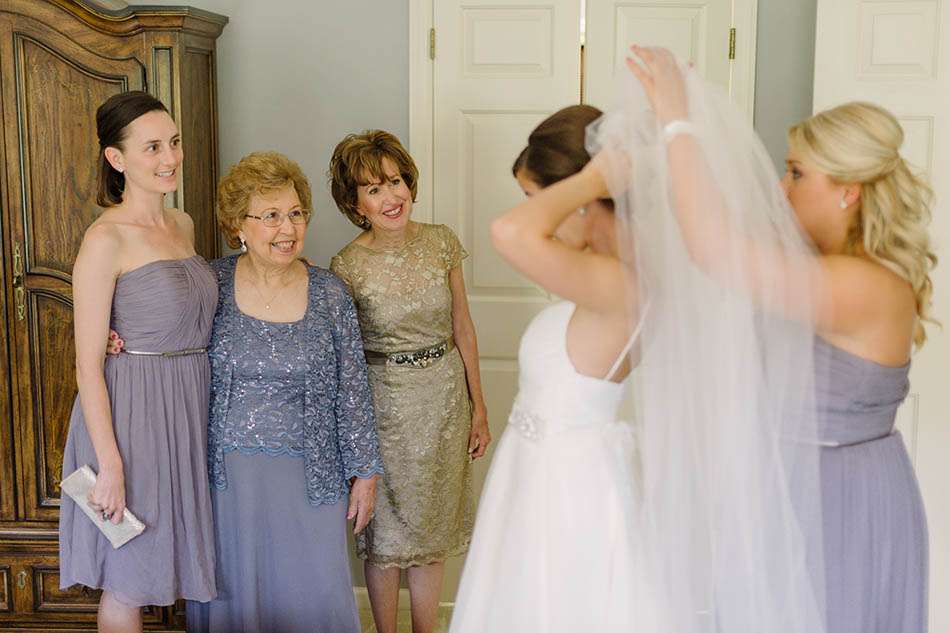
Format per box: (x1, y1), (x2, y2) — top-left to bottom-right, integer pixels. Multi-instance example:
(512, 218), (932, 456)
(0, 1), (226, 629)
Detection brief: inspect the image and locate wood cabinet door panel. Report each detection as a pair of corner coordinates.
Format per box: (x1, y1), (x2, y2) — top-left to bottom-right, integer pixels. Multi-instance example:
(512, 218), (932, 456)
(180, 39), (219, 260)
(27, 565), (170, 625)
(30, 565), (98, 615)
(0, 548), (182, 629)
(0, 566), (11, 614)
(0, 12), (145, 523)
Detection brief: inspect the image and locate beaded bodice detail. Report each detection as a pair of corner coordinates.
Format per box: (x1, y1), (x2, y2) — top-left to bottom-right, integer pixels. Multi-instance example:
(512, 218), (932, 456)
(207, 255), (384, 506)
(219, 310), (309, 456)
(509, 302), (628, 441)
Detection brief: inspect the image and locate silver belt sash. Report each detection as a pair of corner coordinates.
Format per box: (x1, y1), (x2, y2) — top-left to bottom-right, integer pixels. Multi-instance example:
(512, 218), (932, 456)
(122, 347), (207, 358)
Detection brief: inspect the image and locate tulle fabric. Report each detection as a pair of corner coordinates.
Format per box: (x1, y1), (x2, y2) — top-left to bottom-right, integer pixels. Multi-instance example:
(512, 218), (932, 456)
(588, 65), (828, 632)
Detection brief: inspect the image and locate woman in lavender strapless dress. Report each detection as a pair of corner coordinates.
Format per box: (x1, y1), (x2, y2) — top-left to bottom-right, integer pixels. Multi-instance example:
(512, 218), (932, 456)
(59, 92), (216, 631)
(629, 47), (934, 632)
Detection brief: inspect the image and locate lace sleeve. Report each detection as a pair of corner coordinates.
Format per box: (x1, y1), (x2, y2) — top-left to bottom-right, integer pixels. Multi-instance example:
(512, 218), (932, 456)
(439, 224), (468, 270)
(329, 253), (353, 291)
(326, 274), (384, 480)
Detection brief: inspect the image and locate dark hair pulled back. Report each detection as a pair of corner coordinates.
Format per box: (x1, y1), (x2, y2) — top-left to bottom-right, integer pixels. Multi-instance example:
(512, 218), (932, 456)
(511, 104), (603, 187)
(96, 91), (169, 207)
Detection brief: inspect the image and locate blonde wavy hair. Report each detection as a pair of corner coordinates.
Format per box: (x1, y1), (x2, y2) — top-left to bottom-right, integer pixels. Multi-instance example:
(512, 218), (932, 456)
(788, 101), (938, 347)
(217, 151), (313, 249)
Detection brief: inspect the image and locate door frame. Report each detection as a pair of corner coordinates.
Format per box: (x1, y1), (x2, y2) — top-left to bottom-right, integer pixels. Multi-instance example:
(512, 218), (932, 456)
(409, 0), (435, 223)
(731, 0), (759, 120)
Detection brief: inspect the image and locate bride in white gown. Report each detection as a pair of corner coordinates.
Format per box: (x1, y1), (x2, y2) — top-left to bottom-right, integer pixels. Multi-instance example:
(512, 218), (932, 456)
(448, 105), (650, 633)
(450, 48), (829, 633)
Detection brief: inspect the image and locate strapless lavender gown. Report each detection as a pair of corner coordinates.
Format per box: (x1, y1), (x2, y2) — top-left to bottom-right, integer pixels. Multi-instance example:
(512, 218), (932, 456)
(815, 337), (927, 633)
(59, 256), (218, 606)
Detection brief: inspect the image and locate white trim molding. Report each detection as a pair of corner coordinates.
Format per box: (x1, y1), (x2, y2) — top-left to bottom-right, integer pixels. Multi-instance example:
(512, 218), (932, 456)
(409, 0), (435, 223)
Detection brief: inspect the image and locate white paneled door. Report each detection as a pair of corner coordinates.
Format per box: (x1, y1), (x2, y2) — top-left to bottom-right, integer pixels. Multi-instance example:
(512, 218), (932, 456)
(814, 1), (950, 630)
(411, 0), (756, 602)
(584, 0), (758, 118)
(427, 0), (582, 599)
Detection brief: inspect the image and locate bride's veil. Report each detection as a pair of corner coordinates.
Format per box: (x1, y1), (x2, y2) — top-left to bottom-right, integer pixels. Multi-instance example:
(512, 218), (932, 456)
(589, 65), (827, 631)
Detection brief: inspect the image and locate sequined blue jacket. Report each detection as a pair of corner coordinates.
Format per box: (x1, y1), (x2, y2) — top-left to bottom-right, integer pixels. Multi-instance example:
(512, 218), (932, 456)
(206, 255), (383, 505)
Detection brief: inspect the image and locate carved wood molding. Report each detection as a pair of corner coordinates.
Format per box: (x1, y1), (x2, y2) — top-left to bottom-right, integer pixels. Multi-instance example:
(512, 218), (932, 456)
(1, 0), (228, 38)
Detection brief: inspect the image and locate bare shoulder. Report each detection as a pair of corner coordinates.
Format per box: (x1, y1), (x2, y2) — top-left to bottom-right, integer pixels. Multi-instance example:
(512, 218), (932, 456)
(821, 253), (916, 324)
(166, 207), (192, 224)
(75, 220), (123, 278)
(82, 218), (123, 253)
(166, 207), (195, 232)
(823, 254), (913, 297)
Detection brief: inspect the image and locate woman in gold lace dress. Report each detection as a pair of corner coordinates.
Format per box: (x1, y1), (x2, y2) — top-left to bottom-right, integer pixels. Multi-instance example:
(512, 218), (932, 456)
(328, 130), (490, 633)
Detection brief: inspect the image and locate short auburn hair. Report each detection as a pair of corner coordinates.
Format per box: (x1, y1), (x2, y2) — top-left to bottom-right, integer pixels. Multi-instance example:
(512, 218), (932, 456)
(328, 130), (418, 229)
(216, 151), (312, 249)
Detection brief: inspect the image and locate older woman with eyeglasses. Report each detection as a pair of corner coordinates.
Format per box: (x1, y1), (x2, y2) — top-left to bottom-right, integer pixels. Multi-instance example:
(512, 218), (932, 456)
(182, 151), (384, 633)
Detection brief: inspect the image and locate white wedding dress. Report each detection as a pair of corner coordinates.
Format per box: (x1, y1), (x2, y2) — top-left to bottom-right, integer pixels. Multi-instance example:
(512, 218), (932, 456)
(449, 301), (648, 633)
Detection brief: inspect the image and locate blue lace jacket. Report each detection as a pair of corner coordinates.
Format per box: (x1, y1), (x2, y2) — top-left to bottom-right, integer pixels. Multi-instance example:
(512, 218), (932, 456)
(207, 255), (383, 505)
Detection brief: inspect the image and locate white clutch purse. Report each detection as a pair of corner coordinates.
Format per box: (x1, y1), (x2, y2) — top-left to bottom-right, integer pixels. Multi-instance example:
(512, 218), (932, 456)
(60, 465), (146, 549)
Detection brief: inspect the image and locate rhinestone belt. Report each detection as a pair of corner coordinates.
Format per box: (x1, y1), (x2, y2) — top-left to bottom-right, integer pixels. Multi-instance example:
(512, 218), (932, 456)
(364, 339), (454, 368)
(509, 402), (545, 441)
(122, 347), (207, 358)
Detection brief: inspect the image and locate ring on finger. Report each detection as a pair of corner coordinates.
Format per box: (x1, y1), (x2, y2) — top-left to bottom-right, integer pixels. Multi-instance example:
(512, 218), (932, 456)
(101, 511), (112, 521)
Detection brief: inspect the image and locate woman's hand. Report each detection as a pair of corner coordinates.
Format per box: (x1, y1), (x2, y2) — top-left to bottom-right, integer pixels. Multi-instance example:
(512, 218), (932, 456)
(87, 465), (126, 525)
(105, 330), (123, 355)
(468, 408), (491, 460)
(625, 45), (689, 124)
(348, 475), (378, 534)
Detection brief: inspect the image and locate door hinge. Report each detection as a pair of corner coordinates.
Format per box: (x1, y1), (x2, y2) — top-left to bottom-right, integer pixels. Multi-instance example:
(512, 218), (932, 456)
(429, 28), (436, 60)
(728, 27), (736, 60)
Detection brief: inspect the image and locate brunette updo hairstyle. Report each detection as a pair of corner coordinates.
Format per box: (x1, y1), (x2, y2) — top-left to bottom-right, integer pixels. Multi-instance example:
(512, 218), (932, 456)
(512, 105), (604, 189)
(95, 91), (169, 207)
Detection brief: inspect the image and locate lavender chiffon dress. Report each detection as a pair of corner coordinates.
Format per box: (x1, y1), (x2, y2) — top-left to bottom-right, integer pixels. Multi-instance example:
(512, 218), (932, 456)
(59, 255), (218, 606)
(815, 337), (927, 633)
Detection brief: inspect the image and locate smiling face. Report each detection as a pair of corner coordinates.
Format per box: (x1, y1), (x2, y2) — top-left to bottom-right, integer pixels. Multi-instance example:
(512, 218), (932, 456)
(354, 157), (414, 233)
(105, 109), (182, 198)
(238, 184), (308, 266)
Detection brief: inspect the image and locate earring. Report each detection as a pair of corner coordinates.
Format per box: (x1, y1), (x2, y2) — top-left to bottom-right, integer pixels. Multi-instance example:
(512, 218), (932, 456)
(239, 238), (247, 253)
(839, 198), (848, 209)
(578, 207), (587, 216)
(116, 167), (124, 173)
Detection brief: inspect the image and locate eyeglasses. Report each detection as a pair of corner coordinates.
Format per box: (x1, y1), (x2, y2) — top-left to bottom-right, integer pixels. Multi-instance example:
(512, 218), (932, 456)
(244, 209), (312, 228)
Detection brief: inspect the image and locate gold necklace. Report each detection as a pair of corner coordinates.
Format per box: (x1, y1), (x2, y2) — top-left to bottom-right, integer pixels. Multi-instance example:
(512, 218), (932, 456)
(252, 282), (285, 310)
(244, 263), (293, 310)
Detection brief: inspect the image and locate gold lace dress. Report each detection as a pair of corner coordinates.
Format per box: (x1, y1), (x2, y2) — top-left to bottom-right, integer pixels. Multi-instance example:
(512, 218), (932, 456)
(330, 223), (474, 567)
